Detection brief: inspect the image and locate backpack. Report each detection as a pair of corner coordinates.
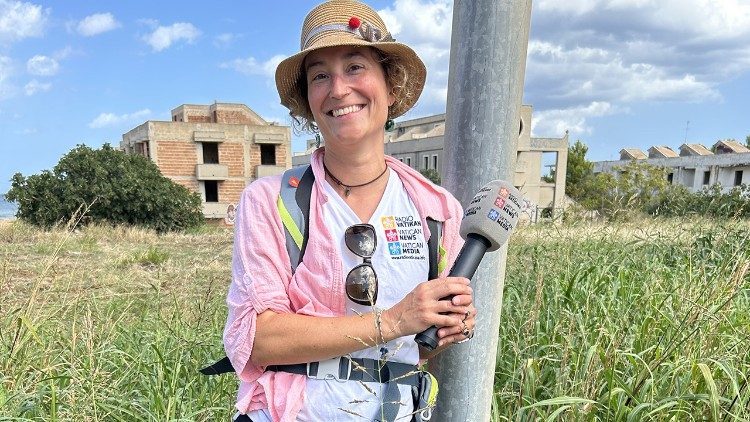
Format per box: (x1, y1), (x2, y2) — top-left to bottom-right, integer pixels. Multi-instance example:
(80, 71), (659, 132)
(200, 164), (445, 375)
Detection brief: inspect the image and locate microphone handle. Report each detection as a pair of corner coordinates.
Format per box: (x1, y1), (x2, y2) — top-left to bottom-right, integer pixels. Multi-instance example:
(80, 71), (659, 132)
(414, 234), (491, 351)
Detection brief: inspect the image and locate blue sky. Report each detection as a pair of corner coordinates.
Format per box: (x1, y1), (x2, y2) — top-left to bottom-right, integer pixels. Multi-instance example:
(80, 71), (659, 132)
(2, 0), (750, 194)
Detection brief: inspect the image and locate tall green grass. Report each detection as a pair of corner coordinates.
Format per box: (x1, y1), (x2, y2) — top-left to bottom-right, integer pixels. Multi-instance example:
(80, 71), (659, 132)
(1, 218), (748, 421)
(495, 219), (750, 421)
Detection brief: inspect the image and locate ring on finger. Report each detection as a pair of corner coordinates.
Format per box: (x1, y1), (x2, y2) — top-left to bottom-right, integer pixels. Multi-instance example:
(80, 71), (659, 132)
(461, 321), (470, 337)
(462, 310), (470, 322)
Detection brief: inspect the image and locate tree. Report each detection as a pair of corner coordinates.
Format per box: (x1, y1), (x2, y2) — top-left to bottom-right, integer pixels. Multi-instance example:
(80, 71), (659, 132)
(579, 160), (671, 219)
(745, 134), (750, 149)
(565, 139), (594, 201)
(420, 168), (441, 185)
(6, 144), (204, 232)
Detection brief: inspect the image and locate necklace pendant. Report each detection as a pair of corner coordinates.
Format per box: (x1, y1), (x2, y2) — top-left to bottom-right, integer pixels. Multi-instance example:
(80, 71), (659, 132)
(344, 187), (351, 197)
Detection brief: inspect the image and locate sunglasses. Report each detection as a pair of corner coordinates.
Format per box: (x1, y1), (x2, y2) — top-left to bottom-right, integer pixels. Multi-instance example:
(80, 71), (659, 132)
(344, 224), (378, 306)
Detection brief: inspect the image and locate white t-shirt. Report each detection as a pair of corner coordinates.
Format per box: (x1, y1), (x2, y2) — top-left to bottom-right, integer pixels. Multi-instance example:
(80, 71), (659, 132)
(248, 169), (429, 421)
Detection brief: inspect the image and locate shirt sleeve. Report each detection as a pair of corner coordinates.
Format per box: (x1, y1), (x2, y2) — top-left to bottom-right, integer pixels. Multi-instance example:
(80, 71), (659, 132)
(223, 177), (293, 380)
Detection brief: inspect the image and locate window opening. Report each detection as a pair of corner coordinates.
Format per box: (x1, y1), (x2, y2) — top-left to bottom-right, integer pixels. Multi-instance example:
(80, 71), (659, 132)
(260, 144), (276, 165)
(205, 181), (219, 203)
(203, 142), (219, 164)
(703, 171), (710, 185)
(735, 170), (744, 186)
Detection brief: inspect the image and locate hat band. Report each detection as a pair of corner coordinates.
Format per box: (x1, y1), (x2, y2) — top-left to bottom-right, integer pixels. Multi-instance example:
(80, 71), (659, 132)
(302, 22), (394, 49)
(303, 24), (357, 48)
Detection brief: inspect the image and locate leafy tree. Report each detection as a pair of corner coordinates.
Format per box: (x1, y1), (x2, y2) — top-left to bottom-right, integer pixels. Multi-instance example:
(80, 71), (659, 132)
(746, 134), (750, 149)
(6, 144), (203, 232)
(579, 160), (671, 219)
(565, 139), (594, 200)
(420, 168), (441, 185)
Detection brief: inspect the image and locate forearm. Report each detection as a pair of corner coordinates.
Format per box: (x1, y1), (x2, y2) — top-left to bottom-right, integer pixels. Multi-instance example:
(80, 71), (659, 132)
(250, 309), (398, 366)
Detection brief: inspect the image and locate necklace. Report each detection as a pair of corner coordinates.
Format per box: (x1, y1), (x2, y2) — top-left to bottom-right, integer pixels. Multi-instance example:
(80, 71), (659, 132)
(323, 162), (388, 197)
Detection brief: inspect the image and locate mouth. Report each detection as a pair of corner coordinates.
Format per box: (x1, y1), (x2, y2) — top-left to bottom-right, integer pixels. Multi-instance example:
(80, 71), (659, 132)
(328, 104), (365, 117)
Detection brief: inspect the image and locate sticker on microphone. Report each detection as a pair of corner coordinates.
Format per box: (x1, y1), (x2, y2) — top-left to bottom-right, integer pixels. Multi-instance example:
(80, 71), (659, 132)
(487, 208), (514, 231)
(498, 187), (521, 209)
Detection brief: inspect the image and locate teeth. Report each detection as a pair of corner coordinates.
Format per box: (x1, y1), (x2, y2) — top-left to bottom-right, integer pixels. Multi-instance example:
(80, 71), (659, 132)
(331, 105), (363, 117)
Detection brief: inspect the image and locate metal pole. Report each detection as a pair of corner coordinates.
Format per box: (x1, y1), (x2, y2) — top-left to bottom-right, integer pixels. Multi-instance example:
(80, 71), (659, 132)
(432, 1), (532, 421)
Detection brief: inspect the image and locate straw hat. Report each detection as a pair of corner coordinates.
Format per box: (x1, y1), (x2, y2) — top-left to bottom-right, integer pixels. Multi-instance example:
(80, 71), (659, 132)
(275, 0), (426, 119)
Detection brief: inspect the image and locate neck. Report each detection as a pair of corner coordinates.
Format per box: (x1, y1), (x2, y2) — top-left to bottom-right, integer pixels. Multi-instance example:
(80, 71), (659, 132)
(322, 146), (387, 186)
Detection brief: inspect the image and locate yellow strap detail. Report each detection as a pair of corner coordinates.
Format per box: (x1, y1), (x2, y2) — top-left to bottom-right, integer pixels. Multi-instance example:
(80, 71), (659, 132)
(277, 195), (303, 248)
(427, 372), (439, 406)
(437, 245), (447, 274)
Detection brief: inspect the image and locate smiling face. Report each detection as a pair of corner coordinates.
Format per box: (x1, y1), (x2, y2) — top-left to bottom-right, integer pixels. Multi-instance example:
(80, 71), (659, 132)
(305, 45), (395, 148)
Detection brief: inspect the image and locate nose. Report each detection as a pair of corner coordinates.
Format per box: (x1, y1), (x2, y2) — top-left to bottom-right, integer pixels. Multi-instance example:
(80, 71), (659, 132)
(329, 74), (350, 99)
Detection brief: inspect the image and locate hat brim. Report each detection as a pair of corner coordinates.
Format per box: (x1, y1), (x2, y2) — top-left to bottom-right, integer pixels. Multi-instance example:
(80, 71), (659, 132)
(275, 36), (426, 120)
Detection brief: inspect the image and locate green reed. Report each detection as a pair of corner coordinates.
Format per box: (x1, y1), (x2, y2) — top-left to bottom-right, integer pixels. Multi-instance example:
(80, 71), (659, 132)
(1, 218), (748, 421)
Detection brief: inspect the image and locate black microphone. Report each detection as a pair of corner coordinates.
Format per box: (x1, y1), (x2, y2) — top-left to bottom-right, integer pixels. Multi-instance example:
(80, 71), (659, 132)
(415, 180), (522, 351)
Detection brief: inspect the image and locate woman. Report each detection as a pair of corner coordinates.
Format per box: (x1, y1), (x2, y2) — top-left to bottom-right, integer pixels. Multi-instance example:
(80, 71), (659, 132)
(224, 1), (476, 420)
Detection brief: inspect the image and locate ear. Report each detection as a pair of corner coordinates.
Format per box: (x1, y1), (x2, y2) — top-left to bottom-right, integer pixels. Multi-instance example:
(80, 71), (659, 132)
(388, 89), (396, 107)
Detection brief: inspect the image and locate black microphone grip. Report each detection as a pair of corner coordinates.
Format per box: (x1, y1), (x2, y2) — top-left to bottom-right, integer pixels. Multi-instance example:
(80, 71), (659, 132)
(414, 233), (492, 350)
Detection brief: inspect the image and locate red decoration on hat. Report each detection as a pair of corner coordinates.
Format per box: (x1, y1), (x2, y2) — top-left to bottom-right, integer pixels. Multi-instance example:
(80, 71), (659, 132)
(348, 16), (361, 29)
(289, 177), (300, 188)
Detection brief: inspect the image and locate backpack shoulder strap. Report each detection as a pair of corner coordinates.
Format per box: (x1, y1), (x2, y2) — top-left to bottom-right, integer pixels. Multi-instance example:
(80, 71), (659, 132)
(200, 165), (315, 377)
(277, 165), (315, 273)
(426, 218), (446, 280)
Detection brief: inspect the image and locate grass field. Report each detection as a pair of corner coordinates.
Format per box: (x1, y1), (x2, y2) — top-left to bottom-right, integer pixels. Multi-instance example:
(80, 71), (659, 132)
(1, 218), (749, 421)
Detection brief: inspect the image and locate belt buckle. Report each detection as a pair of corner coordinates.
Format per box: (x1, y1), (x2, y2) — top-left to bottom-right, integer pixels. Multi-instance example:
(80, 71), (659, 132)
(308, 356), (351, 382)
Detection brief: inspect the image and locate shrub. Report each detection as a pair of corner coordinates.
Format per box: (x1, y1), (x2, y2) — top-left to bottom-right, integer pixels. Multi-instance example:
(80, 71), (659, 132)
(577, 161), (671, 220)
(6, 144), (204, 233)
(651, 183), (750, 218)
(419, 168), (441, 185)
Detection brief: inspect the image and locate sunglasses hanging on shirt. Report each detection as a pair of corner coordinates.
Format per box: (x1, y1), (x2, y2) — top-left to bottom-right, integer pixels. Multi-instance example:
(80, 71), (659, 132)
(344, 224), (379, 306)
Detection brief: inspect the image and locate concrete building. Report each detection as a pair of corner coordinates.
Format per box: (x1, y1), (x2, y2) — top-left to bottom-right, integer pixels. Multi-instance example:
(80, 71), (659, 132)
(292, 105), (569, 219)
(121, 103), (291, 222)
(594, 140), (750, 192)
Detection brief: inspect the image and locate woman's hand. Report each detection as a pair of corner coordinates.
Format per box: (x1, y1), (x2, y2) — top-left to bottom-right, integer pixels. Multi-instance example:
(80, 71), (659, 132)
(381, 277), (475, 342)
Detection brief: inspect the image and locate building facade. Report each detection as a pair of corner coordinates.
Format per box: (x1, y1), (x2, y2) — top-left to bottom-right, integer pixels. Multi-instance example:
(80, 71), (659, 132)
(121, 103), (291, 222)
(593, 140), (750, 192)
(292, 105), (569, 218)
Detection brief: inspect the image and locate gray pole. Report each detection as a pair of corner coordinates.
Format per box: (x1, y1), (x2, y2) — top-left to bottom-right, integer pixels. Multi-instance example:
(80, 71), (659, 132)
(431, 1), (532, 421)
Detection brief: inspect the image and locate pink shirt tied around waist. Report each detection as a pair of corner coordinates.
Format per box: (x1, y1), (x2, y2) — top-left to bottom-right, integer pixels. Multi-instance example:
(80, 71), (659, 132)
(223, 148), (465, 421)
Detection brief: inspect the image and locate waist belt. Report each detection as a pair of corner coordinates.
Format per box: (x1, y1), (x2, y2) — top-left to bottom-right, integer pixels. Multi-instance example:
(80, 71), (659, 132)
(267, 356), (419, 386)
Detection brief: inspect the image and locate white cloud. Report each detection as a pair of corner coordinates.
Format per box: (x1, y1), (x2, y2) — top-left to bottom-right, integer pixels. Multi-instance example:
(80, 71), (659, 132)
(512, 0), (750, 137)
(0, 55), (13, 99)
(531, 102), (623, 138)
(15, 127), (36, 134)
(0, 0), (47, 43)
(142, 22), (200, 52)
(221, 54), (285, 78)
(88, 109), (152, 128)
(26, 54), (58, 76)
(76, 12), (120, 36)
(53, 46), (75, 60)
(378, 0), (453, 115)
(24, 79), (50, 95)
(214, 32), (238, 48)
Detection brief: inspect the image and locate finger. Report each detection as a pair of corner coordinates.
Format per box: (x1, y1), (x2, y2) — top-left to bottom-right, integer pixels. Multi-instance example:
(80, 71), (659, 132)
(444, 276), (470, 285)
(450, 294), (474, 306)
(437, 282), (472, 299)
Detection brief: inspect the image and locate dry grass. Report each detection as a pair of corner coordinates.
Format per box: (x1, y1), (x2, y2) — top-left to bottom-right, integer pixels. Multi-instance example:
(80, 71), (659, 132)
(1, 217), (749, 421)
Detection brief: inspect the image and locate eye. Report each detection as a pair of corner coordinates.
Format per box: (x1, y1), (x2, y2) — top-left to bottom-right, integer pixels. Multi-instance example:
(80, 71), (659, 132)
(348, 63), (365, 73)
(308, 72), (328, 83)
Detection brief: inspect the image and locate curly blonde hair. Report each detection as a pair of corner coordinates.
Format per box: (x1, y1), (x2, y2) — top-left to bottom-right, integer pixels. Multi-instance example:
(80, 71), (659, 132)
(287, 47), (420, 134)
